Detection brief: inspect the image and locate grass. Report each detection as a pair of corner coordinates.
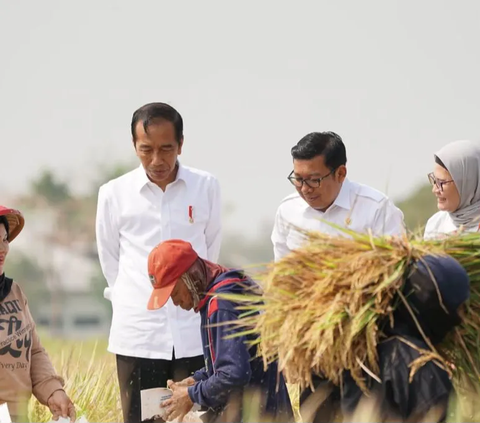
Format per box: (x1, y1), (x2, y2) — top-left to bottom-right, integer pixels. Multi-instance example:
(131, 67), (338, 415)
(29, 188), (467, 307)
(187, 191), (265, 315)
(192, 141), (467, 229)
(25, 334), (480, 422)
(28, 334), (302, 422)
(28, 334), (122, 423)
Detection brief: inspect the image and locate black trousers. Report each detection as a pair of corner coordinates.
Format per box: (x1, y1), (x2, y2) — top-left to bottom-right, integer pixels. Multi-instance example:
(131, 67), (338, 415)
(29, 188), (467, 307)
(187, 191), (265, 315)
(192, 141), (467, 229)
(116, 350), (204, 423)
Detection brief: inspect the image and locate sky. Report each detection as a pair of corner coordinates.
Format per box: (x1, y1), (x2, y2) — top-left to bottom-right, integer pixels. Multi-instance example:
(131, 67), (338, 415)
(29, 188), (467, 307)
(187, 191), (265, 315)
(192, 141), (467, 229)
(1, 0), (480, 236)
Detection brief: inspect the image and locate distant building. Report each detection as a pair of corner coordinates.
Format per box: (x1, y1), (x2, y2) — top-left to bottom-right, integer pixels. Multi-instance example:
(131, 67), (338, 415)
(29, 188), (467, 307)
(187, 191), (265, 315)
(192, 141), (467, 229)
(11, 207), (110, 339)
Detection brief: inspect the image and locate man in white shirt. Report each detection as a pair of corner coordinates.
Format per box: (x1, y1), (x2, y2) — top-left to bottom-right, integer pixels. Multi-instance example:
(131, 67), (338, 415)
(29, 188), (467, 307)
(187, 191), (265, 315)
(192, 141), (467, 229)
(272, 131), (405, 261)
(95, 102), (221, 423)
(271, 131), (405, 422)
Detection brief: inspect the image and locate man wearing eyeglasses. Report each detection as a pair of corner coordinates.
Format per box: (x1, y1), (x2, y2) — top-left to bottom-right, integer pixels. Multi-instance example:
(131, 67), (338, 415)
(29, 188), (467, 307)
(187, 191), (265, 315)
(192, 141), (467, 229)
(272, 131), (405, 262)
(272, 132), (405, 421)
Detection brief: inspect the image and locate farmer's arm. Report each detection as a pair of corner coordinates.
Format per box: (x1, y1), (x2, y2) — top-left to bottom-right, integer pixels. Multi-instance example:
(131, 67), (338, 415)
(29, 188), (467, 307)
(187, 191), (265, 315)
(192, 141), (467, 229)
(95, 184), (120, 300)
(205, 177), (222, 262)
(271, 207), (290, 261)
(372, 198), (406, 237)
(193, 367), (209, 382)
(188, 308), (251, 409)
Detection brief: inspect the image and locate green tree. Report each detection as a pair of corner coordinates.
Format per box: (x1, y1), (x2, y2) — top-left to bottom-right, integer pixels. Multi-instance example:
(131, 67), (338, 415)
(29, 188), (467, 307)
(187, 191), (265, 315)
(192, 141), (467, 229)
(30, 169), (71, 205)
(91, 163), (136, 190)
(4, 252), (49, 317)
(397, 183), (437, 232)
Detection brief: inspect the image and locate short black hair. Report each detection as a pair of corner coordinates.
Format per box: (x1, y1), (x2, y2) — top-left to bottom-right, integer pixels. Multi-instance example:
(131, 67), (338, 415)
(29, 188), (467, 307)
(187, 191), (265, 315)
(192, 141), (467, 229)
(131, 102), (184, 144)
(435, 155), (447, 170)
(0, 216), (9, 238)
(291, 131), (347, 170)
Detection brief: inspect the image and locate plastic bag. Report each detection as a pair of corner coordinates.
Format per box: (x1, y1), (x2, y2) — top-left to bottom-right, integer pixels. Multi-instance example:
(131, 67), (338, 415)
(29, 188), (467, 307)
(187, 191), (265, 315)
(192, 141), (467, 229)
(46, 416), (88, 423)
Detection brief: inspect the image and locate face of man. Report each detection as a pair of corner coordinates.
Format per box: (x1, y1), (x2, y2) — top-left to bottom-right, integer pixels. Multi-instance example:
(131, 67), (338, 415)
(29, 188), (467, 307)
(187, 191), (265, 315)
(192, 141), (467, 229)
(291, 155), (346, 211)
(170, 279), (194, 311)
(134, 120), (183, 189)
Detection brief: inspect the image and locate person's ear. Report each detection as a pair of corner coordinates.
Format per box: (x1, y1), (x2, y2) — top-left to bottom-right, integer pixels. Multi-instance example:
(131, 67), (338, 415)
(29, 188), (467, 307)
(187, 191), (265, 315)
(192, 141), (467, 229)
(336, 165), (347, 183)
(177, 138), (184, 155)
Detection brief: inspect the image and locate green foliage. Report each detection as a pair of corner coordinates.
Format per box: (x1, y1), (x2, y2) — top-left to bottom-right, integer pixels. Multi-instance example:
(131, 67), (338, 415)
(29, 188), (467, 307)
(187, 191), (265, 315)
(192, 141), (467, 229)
(30, 169), (71, 205)
(3, 252), (49, 316)
(90, 162), (136, 196)
(397, 183), (438, 231)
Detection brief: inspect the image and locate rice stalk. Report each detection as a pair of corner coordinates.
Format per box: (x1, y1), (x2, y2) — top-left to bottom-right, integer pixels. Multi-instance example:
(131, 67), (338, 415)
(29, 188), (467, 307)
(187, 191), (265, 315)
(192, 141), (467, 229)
(218, 228), (480, 394)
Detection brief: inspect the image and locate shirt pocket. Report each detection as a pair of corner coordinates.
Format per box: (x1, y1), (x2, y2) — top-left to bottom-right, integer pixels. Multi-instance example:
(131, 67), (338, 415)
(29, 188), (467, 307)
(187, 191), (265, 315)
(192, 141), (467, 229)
(171, 200), (210, 229)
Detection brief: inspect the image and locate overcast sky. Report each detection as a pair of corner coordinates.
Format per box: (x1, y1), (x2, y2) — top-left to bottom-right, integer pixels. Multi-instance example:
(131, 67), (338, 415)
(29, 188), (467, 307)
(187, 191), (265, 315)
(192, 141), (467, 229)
(1, 0), (479, 236)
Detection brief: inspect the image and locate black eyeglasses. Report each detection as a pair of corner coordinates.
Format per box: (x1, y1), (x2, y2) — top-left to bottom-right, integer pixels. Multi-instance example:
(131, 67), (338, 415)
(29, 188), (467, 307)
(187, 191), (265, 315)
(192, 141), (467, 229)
(428, 172), (454, 192)
(287, 169), (335, 189)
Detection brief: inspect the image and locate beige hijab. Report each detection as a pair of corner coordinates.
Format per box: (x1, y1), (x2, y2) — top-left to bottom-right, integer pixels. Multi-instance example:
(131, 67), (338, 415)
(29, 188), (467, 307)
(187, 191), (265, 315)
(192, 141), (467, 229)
(435, 139), (480, 228)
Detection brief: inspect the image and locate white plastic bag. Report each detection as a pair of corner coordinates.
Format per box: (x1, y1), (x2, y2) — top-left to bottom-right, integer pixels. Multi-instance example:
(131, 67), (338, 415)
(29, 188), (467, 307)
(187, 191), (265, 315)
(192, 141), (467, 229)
(46, 416), (88, 423)
(170, 410), (203, 422)
(0, 403), (11, 423)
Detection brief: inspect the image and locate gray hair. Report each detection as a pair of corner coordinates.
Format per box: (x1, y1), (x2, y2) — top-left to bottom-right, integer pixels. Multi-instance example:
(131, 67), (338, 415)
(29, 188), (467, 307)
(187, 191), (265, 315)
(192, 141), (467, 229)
(182, 272), (201, 307)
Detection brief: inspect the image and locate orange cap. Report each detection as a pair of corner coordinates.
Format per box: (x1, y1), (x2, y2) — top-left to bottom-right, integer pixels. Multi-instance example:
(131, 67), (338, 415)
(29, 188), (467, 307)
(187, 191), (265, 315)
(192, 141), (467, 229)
(0, 206), (24, 242)
(147, 239), (198, 310)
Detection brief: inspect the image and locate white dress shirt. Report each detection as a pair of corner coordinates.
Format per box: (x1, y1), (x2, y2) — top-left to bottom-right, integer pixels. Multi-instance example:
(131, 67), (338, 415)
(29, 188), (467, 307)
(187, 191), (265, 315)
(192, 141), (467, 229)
(272, 179), (405, 261)
(95, 164), (222, 359)
(424, 211), (479, 239)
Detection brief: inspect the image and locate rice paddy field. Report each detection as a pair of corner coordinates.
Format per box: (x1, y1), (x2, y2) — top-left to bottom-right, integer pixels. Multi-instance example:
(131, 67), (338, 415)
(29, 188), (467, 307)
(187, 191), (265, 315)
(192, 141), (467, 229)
(28, 335), (123, 423)
(28, 334), (480, 422)
(28, 334), (301, 423)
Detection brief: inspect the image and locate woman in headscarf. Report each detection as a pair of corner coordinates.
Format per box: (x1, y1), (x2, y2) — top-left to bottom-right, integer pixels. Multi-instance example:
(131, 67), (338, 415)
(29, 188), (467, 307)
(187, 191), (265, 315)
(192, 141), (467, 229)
(0, 206), (76, 422)
(340, 254), (470, 422)
(424, 139), (480, 239)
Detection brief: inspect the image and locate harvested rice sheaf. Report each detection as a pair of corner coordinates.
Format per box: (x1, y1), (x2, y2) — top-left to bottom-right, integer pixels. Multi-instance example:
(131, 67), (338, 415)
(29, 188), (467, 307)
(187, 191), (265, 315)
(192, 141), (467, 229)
(228, 226), (480, 393)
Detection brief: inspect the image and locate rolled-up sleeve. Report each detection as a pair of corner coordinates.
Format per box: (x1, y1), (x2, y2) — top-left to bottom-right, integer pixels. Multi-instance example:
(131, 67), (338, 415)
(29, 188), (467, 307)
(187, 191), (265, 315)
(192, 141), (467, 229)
(205, 177), (222, 262)
(95, 184), (120, 300)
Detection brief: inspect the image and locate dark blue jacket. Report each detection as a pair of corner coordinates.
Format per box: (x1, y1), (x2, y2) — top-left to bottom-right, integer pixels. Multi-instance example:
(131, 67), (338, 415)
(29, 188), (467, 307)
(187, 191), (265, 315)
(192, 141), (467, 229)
(187, 270), (293, 421)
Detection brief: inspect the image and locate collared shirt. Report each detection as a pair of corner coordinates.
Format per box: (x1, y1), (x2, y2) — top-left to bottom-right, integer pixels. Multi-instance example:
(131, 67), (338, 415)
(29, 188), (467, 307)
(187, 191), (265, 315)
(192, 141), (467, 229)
(424, 211), (479, 239)
(95, 163), (222, 359)
(271, 179), (405, 261)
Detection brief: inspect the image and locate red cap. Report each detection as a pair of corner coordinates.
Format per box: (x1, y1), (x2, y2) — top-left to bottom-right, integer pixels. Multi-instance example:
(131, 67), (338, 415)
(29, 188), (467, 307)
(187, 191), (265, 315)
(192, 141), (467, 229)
(147, 239), (199, 310)
(0, 206), (25, 242)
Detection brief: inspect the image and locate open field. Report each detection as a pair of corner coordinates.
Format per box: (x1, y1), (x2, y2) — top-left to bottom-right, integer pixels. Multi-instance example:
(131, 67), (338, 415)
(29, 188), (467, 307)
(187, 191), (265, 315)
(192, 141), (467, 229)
(31, 334), (480, 422)
(29, 335), (122, 423)
(30, 334), (301, 422)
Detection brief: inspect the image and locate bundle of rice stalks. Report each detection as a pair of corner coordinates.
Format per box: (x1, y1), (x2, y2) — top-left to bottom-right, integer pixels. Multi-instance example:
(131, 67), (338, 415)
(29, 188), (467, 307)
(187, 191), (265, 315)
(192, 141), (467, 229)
(227, 226), (480, 393)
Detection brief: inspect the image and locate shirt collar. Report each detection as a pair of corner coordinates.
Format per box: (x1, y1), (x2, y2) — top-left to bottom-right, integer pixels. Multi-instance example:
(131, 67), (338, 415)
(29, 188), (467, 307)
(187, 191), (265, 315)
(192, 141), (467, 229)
(301, 178), (351, 212)
(332, 179), (351, 210)
(134, 161), (188, 191)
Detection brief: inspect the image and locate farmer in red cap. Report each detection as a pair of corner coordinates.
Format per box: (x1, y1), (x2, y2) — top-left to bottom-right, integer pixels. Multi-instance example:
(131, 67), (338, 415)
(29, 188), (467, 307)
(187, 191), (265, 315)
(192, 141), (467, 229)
(0, 206), (76, 422)
(147, 240), (293, 423)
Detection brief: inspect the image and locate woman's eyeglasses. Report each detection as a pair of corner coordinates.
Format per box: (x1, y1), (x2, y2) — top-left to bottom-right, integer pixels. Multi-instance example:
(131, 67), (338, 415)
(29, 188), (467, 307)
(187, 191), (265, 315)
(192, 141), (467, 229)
(428, 172), (453, 192)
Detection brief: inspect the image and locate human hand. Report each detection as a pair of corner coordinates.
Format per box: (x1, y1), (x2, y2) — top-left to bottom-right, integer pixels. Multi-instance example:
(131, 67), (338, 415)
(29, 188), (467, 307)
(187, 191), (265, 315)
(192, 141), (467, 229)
(167, 377), (195, 388)
(161, 384), (194, 422)
(47, 390), (76, 422)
